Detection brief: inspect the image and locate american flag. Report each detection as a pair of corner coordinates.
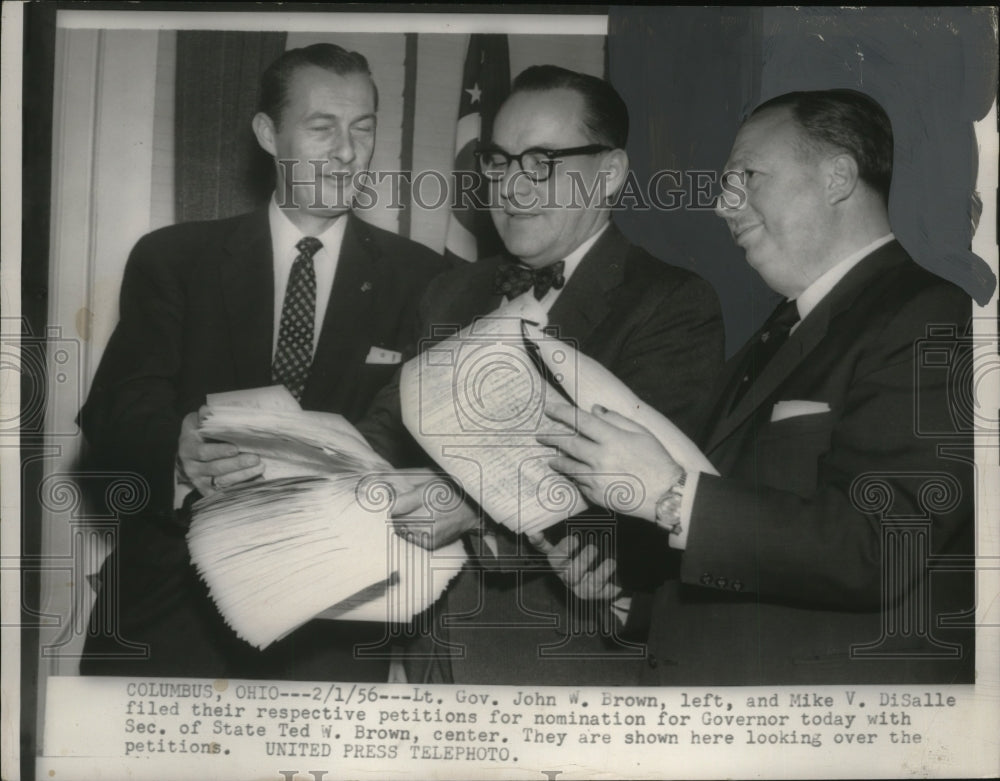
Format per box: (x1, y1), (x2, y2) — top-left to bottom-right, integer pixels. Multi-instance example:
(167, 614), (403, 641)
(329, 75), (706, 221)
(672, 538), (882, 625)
(444, 34), (510, 262)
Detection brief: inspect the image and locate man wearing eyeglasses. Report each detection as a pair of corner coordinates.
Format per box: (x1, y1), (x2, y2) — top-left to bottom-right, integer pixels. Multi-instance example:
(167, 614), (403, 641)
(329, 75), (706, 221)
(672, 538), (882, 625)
(358, 65), (723, 685)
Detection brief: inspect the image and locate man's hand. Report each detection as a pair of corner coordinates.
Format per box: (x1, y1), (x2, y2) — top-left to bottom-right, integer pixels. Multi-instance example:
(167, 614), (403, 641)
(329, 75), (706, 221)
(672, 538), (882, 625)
(528, 532), (622, 602)
(391, 473), (479, 550)
(538, 403), (684, 523)
(177, 406), (264, 496)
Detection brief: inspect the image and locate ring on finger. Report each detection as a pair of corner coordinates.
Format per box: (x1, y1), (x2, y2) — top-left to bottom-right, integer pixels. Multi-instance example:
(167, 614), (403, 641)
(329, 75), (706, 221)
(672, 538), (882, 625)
(211, 476), (219, 490)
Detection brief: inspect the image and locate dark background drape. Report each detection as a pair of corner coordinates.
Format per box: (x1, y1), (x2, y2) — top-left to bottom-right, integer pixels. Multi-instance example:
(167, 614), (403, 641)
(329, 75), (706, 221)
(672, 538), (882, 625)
(175, 31), (287, 222)
(609, 6), (997, 355)
(609, 7), (770, 355)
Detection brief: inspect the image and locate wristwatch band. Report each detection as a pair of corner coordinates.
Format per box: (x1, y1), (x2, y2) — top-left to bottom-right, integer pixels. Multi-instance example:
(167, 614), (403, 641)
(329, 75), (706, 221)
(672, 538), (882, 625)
(654, 470), (687, 535)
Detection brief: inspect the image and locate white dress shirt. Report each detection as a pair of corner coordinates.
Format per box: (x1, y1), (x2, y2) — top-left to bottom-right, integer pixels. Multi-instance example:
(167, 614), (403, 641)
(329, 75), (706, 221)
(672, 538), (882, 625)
(669, 233), (895, 549)
(269, 197), (349, 356)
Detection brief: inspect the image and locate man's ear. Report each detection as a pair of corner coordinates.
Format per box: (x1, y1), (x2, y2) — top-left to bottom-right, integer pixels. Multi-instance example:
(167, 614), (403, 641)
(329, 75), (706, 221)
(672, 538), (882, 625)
(827, 153), (859, 205)
(603, 148), (630, 201)
(252, 112), (278, 157)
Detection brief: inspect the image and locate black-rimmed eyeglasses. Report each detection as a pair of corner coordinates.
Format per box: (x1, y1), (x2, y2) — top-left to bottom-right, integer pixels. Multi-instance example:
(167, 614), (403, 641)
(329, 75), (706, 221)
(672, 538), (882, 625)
(474, 144), (612, 182)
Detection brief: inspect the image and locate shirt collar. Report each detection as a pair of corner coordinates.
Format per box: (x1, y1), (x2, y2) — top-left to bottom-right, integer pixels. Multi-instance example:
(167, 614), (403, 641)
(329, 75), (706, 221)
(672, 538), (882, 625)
(501, 222), (611, 317)
(268, 196), (348, 260)
(795, 233), (895, 322)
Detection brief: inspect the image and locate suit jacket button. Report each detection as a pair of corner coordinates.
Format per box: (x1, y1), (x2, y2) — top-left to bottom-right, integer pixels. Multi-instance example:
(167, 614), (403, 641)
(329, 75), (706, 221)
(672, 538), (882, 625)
(647, 653), (659, 669)
(715, 577), (727, 589)
(731, 580), (743, 592)
(700, 573), (713, 585)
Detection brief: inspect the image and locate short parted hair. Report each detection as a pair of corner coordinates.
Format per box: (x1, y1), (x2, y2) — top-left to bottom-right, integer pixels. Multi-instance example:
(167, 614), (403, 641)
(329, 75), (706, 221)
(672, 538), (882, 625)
(753, 89), (894, 204)
(510, 65), (629, 149)
(258, 43), (378, 127)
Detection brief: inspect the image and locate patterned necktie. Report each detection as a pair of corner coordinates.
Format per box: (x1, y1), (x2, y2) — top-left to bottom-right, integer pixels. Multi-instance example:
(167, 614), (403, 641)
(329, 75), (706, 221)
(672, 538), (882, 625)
(272, 236), (322, 401)
(729, 298), (801, 410)
(494, 260), (566, 300)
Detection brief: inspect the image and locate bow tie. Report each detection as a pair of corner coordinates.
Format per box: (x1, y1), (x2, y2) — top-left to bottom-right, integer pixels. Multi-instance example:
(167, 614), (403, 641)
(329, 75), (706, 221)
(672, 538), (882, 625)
(493, 260), (566, 300)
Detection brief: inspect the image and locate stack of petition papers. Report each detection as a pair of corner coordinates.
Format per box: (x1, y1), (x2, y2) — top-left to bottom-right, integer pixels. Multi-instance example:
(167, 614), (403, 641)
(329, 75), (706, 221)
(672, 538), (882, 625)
(199, 385), (388, 479)
(187, 387), (466, 649)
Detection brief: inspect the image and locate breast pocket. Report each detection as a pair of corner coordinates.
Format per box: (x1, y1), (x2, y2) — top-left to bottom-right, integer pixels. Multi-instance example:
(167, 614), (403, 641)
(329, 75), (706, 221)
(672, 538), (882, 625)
(753, 412), (834, 497)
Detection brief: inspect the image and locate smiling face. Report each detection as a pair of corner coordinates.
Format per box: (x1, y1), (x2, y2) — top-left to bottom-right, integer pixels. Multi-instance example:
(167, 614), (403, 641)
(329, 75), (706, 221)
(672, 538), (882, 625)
(716, 107), (835, 299)
(253, 65), (376, 234)
(489, 88), (618, 269)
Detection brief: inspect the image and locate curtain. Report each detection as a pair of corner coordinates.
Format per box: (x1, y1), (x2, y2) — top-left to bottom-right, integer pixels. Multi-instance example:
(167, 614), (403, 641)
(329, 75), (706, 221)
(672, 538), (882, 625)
(608, 7), (773, 355)
(175, 31), (287, 222)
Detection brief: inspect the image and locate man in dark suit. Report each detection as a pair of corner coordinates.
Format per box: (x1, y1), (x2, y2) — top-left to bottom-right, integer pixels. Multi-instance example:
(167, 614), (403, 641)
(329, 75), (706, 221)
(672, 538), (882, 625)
(359, 65), (724, 684)
(78, 44), (448, 680)
(544, 89), (975, 684)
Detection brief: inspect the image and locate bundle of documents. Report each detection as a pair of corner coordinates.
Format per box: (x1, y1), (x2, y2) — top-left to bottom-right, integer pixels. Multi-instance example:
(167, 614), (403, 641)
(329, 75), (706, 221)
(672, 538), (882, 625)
(400, 299), (717, 538)
(187, 387), (466, 649)
(200, 385), (389, 478)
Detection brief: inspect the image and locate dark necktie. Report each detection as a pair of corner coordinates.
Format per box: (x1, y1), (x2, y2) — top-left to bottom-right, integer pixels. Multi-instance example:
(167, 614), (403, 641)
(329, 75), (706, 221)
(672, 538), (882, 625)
(494, 259), (566, 300)
(729, 298), (801, 410)
(272, 236), (322, 401)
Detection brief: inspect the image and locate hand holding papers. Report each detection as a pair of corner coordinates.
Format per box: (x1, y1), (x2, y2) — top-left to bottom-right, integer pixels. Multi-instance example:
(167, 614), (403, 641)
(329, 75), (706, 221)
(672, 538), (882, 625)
(392, 470), (481, 550)
(186, 388), (466, 649)
(523, 321), (718, 478)
(177, 410), (265, 496)
(398, 312), (717, 538)
(540, 404), (682, 523)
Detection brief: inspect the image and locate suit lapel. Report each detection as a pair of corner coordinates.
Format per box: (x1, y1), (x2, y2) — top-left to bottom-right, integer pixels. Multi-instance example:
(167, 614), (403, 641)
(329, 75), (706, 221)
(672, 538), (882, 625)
(220, 209), (274, 389)
(699, 335), (757, 442)
(546, 223), (627, 346)
(704, 308), (831, 453)
(704, 241), (907, 454)
(300, 214), (380, 409)
(450, 258), (505, 325)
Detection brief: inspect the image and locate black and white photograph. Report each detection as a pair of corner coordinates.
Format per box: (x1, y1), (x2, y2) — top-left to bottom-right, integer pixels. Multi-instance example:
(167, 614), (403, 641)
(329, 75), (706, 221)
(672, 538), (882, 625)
(2, 4), (998, 780)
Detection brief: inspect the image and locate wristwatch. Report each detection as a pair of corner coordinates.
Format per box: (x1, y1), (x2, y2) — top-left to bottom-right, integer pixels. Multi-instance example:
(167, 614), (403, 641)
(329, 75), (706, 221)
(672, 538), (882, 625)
(654, 470), (687, 535)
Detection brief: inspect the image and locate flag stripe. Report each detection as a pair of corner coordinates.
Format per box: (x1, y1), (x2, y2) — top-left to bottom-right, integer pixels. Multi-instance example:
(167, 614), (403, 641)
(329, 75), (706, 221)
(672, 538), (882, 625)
(445, 33), (510, 263)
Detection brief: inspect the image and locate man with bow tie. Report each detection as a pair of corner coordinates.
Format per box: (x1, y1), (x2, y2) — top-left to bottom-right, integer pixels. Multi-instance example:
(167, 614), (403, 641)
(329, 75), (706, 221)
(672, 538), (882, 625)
(543, 89), (975, 684)
(358, 65), (724, 684)
(78, 44), (448, 681)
